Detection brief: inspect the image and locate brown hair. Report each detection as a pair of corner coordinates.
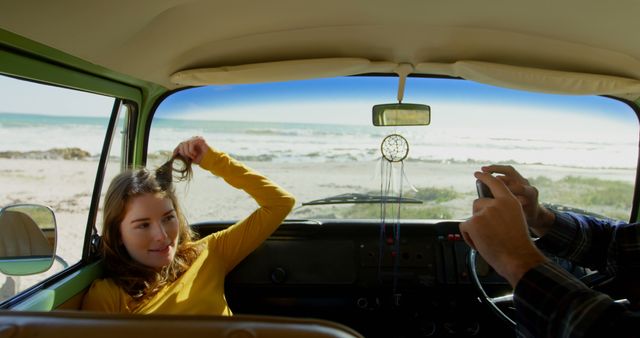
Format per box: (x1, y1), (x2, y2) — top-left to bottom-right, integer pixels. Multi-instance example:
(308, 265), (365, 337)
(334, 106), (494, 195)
(100, 155), (202, 306)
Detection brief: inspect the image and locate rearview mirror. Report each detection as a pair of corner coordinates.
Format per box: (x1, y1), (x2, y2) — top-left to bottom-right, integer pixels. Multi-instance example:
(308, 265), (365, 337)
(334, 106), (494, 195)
(0, 204), (57, 275)
(372, 103), (431, 126)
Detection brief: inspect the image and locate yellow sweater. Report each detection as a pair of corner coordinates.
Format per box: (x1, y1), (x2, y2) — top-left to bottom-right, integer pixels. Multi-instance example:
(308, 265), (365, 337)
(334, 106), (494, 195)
(81, 147), (295, 314)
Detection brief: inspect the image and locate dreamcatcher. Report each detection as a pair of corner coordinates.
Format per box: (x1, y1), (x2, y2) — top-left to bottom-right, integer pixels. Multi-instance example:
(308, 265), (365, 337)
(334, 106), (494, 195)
(378, 133), (413, 300)
(381, 134), (409, 163)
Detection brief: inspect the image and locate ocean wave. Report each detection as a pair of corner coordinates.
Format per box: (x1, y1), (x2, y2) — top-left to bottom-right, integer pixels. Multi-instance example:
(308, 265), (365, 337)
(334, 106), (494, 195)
(229, 153), (276, 161)
(244, 129), (301, 136)
(242, 127), (366, 138)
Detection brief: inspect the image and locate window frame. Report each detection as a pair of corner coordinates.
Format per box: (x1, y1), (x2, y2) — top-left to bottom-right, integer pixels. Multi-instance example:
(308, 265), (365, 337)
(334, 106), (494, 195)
(0, 45), (143, 308)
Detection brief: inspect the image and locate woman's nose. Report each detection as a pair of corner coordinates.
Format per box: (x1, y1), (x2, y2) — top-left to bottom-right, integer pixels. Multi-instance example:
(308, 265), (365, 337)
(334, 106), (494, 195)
(152, 222), (168, 241)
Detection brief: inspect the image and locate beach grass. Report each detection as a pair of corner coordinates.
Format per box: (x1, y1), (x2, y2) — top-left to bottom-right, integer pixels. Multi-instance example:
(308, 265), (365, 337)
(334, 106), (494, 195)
(342, 203), (454, 219)
(313, 176), (634, 221)
(532, 175), (634, 220)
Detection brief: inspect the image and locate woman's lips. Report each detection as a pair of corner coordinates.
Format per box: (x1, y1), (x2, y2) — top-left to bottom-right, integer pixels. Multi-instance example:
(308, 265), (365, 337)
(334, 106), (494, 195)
(150, 243), (173, 253)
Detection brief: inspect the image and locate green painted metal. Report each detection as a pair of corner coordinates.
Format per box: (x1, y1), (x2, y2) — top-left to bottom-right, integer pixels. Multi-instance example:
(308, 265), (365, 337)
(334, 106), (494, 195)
(12, 261), (103, 311)
(0, 28), (166, 101)
(0, 48), (140, 101)
(0, 258), (53, 276)
(132, 87), (169, 166)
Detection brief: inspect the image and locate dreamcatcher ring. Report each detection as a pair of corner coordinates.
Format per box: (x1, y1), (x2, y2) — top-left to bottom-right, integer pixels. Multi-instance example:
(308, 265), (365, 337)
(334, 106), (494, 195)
(381, 134), (409, 162)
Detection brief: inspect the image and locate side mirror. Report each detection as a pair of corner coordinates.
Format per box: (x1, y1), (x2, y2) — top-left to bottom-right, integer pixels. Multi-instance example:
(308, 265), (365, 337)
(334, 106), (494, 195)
(372, 103), (431, 126)
(0, 204), (58, 275)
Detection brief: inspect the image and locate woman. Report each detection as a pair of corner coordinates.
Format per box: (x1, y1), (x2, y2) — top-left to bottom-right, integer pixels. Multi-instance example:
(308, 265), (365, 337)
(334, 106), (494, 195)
(81, 136), (295, 314)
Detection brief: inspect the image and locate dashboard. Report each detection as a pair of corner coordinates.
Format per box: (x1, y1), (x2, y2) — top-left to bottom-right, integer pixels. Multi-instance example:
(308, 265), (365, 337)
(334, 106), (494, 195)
(193, 220), (514, 337)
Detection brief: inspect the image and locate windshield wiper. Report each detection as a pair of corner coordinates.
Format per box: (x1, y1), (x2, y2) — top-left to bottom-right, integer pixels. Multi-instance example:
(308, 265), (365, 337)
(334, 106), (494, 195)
(302, 193), (422, 206)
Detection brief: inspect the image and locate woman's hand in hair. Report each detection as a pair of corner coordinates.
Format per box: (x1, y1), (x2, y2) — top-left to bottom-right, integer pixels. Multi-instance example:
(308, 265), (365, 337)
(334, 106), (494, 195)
(174, 136), (209, 165)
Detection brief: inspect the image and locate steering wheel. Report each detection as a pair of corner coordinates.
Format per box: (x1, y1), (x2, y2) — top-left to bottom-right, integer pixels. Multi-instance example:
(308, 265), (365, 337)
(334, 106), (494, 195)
(468, 248), (618, 329)
(468, 249), (516, 328)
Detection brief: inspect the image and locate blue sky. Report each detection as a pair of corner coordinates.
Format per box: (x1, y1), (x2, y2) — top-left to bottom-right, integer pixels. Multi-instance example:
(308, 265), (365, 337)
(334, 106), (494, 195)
(154, 76), (638, 126)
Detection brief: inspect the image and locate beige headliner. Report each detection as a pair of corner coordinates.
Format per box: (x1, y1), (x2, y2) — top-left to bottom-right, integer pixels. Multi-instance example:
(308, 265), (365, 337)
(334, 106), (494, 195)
(2, 0), (640, 98)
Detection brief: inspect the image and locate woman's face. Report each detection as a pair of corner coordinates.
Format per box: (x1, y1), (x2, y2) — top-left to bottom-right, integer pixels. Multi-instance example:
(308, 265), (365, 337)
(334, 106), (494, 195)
(119, 193), (179, 269)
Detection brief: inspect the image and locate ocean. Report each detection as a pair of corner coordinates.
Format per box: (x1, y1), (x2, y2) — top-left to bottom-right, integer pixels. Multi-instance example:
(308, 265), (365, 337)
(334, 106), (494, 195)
(0, 113), (637, 169)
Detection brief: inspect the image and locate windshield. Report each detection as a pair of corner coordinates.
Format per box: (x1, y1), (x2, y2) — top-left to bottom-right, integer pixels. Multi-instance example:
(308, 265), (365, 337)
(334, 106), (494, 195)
(149, 76), (639, 222)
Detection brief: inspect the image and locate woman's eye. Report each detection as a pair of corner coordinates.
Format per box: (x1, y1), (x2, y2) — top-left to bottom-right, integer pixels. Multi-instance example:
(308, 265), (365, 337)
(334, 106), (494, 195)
(163, 214), (176, 223)
(135, 223), (150, 229)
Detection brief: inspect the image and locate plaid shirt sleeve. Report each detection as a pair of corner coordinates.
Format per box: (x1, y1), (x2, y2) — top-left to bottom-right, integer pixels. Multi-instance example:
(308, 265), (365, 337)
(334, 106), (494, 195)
(514, 262), (625, 337)
(535, 211), (639, 275)
(514, 211), (640, 337)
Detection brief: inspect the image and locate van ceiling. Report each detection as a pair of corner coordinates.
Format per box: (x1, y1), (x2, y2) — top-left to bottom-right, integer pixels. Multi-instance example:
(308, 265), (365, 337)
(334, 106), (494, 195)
(1, 0), (639, 92)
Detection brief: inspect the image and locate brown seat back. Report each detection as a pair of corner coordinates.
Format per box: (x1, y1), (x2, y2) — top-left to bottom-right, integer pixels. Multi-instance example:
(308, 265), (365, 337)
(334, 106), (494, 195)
(0, 311), (364, 338)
